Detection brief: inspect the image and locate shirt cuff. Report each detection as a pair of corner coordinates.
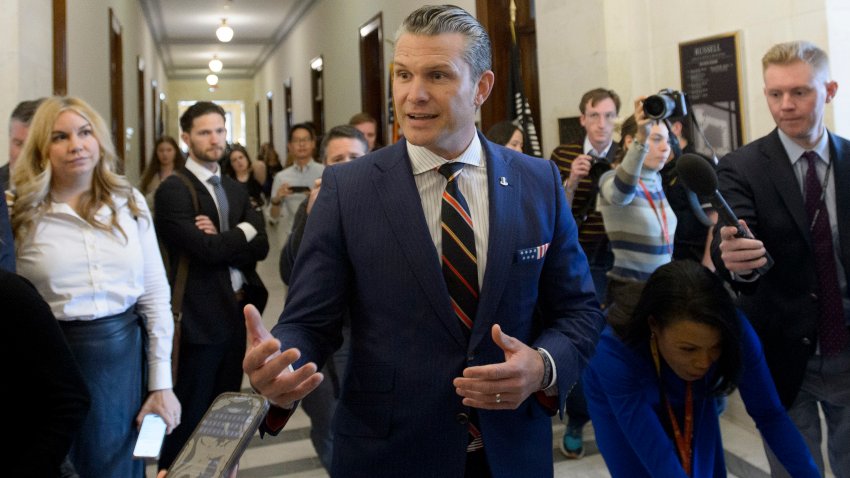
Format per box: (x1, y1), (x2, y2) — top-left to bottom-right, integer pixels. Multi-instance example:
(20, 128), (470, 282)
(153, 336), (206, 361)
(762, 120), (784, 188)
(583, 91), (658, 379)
(236, 222), (258, 241)
(147, 361), (173, 391)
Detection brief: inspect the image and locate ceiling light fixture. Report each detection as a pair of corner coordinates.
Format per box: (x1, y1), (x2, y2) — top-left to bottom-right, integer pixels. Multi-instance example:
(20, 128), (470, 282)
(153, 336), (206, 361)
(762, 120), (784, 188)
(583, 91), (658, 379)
(206, 74), (219, 86)
(216, 18), (233, 43)
(209, 55), (223, 72)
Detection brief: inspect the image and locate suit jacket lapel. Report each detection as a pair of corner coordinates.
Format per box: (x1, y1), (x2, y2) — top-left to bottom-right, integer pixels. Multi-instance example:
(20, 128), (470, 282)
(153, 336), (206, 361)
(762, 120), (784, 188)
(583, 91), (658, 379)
(372, 141), (468, 350)
(762, 130), (811, 246)
(830, 133), (850, 279)
(470, 135), (520, 351)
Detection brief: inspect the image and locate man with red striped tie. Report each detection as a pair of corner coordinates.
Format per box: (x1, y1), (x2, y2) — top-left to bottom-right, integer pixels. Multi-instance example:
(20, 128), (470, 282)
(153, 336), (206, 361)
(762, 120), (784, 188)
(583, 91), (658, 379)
(243, 5), (603, 477)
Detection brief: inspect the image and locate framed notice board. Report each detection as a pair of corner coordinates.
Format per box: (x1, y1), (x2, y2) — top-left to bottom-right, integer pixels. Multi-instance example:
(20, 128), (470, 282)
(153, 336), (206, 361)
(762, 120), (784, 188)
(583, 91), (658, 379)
(679, 32), (745, 158)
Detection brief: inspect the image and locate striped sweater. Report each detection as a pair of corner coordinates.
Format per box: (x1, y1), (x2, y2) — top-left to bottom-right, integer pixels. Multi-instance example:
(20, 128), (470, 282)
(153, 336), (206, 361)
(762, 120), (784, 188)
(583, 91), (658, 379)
(597, 144), (676, 282)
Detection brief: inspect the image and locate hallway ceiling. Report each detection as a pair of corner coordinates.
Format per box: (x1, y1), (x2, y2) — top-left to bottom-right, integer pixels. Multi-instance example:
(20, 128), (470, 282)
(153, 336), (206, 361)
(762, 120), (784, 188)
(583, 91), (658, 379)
(140, 0), (315, 80)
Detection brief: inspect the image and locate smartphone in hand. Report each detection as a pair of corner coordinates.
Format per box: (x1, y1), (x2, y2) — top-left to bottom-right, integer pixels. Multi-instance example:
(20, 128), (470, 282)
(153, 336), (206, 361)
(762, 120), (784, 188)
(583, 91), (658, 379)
(133, 414), (167, 460)
(167, 393), (270, 477)
(289, 186), (311, 193)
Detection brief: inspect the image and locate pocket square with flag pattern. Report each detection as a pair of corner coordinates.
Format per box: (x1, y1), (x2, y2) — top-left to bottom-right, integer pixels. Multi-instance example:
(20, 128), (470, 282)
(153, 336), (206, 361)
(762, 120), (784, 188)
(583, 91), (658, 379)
(515, 243), (550, 263)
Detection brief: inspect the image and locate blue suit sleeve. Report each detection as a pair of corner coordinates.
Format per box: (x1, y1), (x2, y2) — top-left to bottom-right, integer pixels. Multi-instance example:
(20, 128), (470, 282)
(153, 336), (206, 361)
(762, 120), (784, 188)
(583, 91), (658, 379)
(585, 336), (690, 478)
(532, 159), (605, 411)
(270, 166), (349, 369)
(737, 313), (819, 477)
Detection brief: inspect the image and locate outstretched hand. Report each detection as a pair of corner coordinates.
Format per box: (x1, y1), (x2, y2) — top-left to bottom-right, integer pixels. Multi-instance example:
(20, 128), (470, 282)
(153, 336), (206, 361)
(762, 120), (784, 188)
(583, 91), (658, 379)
(242, 304), (324, 408)
(453, 324), (545, 410)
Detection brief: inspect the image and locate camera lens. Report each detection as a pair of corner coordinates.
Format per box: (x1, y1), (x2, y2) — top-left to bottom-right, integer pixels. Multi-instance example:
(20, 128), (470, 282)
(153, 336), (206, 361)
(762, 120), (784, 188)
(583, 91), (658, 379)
(643, 94), (675, 120)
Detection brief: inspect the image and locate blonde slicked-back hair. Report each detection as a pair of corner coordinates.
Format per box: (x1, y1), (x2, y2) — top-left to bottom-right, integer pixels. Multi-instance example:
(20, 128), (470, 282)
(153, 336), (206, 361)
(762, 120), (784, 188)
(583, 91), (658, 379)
(11, 96), (143, 245)
(762, 41), (831, 79)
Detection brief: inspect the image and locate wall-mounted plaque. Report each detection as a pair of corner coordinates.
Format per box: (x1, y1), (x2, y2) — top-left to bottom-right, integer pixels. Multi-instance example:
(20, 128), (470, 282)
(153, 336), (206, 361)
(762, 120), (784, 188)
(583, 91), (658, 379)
(679, 32), (745, 159)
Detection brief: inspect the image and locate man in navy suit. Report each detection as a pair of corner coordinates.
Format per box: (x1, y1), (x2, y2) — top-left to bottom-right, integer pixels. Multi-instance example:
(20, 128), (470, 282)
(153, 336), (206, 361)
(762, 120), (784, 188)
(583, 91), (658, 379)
(155, 101), (269, 469)
(713, 41), (849, 477)
(243, 5), (603, 477)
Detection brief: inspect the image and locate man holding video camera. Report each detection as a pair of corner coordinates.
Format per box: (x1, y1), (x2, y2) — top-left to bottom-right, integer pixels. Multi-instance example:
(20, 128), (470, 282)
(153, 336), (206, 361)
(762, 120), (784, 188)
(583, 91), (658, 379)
(549, 88), (620, 459)
(712, 41), (849, 477)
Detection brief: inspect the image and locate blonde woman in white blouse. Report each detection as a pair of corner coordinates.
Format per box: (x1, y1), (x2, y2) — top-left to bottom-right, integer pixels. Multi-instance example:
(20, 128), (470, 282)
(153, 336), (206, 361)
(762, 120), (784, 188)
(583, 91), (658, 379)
(12, 96), (180, 478)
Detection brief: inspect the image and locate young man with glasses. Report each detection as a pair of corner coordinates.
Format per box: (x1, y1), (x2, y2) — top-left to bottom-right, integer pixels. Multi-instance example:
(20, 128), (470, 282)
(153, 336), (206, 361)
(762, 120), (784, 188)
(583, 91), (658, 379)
(270, 122), (323, 230)
(549, 87), (621, 459)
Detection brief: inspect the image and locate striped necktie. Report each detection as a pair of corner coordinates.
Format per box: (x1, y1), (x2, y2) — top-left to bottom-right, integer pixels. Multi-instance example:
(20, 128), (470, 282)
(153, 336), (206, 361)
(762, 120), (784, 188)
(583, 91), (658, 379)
(207, 174), (230, 232)
(438, 161), (485, 456)
(438, 162), (478, 336)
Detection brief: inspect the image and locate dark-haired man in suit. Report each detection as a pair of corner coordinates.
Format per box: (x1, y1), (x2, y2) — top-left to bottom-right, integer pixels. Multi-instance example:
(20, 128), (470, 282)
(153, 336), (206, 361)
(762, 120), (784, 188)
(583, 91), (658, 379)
(713, 41), (849, 478)
(243, 5), (603, 477)
(155, 101), (269, 470)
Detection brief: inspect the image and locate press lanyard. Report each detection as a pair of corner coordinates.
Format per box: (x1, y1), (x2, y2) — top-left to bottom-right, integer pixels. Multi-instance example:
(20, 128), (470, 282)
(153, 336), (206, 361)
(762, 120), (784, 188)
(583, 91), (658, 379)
(651, 337), (694, 476)
(639, 179), (672, 253)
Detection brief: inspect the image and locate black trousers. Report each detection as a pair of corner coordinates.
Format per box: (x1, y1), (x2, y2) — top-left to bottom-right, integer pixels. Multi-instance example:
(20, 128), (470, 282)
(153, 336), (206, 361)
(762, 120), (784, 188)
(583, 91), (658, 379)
(158, 324), (247, 470)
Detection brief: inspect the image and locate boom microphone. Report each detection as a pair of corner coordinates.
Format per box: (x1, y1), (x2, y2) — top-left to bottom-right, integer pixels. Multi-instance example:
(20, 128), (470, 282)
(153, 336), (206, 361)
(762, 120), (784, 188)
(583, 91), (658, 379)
(676, 153), (774, 272)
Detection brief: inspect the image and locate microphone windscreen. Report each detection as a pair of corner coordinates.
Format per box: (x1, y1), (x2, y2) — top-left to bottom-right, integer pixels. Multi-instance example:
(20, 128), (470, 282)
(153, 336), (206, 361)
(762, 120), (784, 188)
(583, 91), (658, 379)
(676, 153), (718, 196)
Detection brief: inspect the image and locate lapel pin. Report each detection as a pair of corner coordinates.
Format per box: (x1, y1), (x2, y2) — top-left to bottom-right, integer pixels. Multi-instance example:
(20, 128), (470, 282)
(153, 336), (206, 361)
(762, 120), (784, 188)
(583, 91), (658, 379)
(499, 177), (508, 186)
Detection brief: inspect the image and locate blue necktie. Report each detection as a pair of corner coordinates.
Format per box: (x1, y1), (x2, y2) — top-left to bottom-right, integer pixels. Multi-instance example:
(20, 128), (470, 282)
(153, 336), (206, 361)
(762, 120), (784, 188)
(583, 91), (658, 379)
(438, 162), (478, 336)
(438, 162), (484, 455)
(207, 175), (230, 232)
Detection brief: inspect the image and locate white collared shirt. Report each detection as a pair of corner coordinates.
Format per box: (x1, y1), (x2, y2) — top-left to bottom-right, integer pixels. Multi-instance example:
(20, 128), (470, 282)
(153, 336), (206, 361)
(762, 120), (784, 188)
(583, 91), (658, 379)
(408, 134), (490, 286)
(16, 190), (174, 390)
(584, 137), (613, 159)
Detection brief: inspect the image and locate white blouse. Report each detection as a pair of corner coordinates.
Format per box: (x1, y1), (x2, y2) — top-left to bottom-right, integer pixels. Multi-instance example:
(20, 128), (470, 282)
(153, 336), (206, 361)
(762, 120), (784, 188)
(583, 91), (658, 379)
(16, 189), (174, 390)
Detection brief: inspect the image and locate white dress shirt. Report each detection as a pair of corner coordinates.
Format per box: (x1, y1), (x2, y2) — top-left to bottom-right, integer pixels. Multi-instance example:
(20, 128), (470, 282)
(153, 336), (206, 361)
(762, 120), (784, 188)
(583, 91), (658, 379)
(409, 134), (490, 284)
(16, 189), (174, 390)
(583, 136), (613, 158)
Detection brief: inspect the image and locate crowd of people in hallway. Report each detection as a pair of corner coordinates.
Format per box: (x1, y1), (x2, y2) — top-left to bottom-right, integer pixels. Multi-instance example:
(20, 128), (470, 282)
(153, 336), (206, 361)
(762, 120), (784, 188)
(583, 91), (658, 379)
(2, 4), (847, 478)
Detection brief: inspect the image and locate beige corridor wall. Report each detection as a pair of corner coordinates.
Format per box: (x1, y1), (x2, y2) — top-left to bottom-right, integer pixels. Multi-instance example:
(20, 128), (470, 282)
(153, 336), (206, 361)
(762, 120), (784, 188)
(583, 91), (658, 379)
(536, 0), (847, 157)
(66, 0), (169, 182)
(253, 0), (475, 152)
(0, 0), (168, 183)
(0, 0), (51, 167)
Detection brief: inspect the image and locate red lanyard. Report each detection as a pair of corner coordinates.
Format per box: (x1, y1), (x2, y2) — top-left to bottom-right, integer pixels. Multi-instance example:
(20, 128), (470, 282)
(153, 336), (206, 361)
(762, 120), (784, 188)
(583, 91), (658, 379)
(651, 337), (694, 476)
(639, 179), (672, 254)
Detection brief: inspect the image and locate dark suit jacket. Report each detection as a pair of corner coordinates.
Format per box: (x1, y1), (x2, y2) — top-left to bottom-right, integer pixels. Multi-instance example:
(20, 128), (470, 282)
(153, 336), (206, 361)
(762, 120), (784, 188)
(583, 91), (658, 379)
(273, 134), (604, 477)
(712, 129), (850, 407)
(154, 168), (269, 344)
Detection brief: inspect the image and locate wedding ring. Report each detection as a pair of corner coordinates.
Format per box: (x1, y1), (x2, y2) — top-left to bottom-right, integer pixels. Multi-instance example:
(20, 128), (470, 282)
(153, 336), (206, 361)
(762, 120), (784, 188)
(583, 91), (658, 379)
(495, 393), (502, 404)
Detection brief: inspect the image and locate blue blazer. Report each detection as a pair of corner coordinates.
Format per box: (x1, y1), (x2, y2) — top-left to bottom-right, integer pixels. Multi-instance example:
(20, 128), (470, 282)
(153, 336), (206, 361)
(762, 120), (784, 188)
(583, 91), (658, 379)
(272, 133), (604, 477)
(584, 316), (818, 478)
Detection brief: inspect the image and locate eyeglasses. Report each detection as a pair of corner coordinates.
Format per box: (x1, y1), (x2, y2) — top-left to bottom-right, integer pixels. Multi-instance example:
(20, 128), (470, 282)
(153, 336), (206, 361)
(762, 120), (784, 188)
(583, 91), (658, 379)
(290, 138), (314, 144)
(584, 112), (617, 123)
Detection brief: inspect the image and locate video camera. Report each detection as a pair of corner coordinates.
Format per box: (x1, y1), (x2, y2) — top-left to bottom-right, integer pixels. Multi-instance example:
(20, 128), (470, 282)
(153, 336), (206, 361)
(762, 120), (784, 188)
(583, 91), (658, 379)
(643, 89), (687, 120)
(588, 156), (611, 184)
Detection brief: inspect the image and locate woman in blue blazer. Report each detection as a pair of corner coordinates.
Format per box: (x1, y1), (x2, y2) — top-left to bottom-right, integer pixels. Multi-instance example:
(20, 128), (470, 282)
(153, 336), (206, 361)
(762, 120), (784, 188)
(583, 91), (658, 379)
(584, 260), (819, 477)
